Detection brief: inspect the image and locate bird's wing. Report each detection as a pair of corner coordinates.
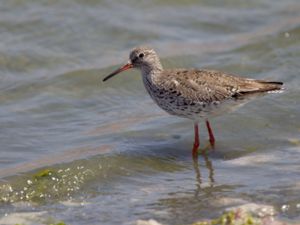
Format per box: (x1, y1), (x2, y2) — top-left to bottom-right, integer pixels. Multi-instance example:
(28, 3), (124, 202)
(160, 69), (282, 103)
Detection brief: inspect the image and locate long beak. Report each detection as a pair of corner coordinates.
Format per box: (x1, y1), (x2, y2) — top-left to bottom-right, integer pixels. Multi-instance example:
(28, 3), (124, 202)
(102, 63), (133, 82)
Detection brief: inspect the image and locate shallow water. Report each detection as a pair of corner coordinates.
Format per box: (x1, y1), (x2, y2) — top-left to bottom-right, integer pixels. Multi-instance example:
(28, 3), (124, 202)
(0, 0), (300, 224)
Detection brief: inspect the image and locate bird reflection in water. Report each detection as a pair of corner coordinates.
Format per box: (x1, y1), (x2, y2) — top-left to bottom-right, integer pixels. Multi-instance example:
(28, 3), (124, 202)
(192, 149), (215, 196)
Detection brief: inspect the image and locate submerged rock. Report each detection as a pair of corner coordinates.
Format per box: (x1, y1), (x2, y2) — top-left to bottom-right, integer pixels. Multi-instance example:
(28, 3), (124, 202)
(191, 202), (293, 225)
(136, 219), (163, 225)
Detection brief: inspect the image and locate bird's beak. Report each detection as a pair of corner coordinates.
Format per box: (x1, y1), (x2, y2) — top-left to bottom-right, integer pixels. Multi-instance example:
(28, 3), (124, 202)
(102, 62), (133, 82)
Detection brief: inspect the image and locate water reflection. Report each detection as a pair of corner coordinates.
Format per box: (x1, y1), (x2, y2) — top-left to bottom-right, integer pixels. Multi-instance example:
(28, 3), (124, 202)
(193, 151), (215, 197)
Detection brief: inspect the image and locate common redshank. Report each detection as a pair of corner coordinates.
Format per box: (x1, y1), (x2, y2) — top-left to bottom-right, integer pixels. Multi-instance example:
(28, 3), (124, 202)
(103, 46), (283, 158)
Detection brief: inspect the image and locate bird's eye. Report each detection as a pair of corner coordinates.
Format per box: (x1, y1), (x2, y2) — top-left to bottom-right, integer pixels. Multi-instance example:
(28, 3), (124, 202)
(139, 53), (144, 58)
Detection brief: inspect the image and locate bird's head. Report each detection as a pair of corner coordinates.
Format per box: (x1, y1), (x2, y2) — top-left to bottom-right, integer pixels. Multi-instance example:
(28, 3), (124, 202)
(103, 46), (162, 82)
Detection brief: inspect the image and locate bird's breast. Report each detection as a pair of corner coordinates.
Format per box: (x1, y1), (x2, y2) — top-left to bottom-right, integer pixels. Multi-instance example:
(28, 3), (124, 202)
(142, 77), (214, 119)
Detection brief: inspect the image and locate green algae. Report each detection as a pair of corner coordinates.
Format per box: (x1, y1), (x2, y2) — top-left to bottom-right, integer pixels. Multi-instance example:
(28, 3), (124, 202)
(33, 169), (53, 179)
(14, 219), (67, 225)
(192, 210), (257, 225)
(46, 219), (67, 225)
(0, 166), (93, 204)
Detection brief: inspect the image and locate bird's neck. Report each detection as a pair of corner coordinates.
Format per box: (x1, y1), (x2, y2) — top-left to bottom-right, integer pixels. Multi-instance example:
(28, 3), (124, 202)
(141, 62), (163, 85)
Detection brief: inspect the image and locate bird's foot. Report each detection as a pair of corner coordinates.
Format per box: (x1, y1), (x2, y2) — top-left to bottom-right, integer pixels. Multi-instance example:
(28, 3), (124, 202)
(192, 138), (214, 156)
(192, 145), (199, 159)
(208, 140), (215, 150)
(192, 145), (211, 158)
(201, 143), (214, 154)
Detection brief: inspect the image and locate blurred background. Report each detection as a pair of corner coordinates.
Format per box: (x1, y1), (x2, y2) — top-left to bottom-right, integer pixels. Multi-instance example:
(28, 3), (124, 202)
(0, 0), (300, 224)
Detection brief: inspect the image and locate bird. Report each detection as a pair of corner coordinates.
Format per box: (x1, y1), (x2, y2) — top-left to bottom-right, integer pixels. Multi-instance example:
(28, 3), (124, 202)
(102, 46), (283, 158)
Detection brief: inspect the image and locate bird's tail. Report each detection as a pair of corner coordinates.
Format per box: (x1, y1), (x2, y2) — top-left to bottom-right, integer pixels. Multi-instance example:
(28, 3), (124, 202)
(256, 81), (283, 93)
(239, 80), (284, 94)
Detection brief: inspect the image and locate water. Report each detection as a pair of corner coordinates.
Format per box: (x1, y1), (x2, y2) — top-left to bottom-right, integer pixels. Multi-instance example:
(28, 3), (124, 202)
(0, 0), (300, 224)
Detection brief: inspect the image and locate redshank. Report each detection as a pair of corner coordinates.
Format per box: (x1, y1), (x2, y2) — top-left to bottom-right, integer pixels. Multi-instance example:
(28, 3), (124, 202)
(103, 46), (283, 158)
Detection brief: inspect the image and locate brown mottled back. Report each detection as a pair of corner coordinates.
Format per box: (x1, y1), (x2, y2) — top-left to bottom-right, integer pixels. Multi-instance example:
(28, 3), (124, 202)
(156, 69), (283, 103)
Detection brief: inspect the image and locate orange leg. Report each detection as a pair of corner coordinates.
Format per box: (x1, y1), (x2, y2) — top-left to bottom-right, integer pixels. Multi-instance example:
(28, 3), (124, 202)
(192, 123), (200, 158)
(206, 120), (215, 148)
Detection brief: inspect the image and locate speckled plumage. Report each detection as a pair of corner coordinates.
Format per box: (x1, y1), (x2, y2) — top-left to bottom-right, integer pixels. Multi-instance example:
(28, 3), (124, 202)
(103, 46), (283, 157)
(127, 47), (283, 120)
